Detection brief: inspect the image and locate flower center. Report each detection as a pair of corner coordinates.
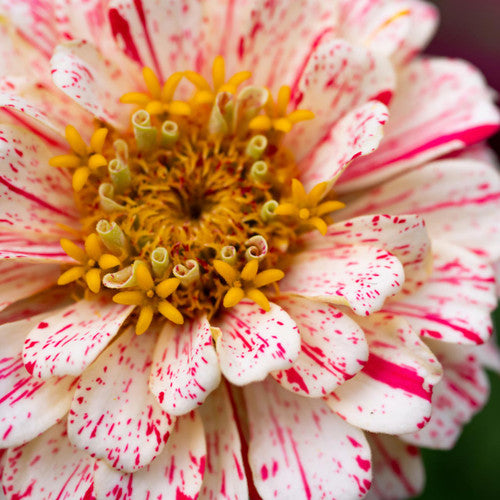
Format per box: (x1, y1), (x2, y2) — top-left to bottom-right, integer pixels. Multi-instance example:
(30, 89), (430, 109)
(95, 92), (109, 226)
(51, 57), (344, 335)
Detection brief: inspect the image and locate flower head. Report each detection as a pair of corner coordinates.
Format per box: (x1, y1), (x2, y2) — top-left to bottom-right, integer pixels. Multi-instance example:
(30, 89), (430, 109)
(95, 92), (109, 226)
(0, 1), (499, 499)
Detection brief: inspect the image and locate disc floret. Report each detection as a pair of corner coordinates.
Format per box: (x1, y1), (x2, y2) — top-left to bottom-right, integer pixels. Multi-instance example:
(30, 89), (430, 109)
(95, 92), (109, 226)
(52, 57), (345, 334)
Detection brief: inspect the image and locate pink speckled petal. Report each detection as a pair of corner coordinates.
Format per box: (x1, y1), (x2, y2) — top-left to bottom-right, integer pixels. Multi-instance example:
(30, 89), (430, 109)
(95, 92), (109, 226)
(287, 39), (394, 160)
(298, 101), (389, 191)
(400, 339), (489, 450)
(338, 0), (412, 58)
(0, 261), (59, 313)
(221, 0), (338, 92)
(1, 419), (95, 500)
(394, 0), (439, 64)
(22, 298), (134, 379)
(0, 125), (77, 235)
(199, 383), (248, 500)
(149, 316), (220, 416)
(280, 245), (404, 316)
(310, 214), (432, 293)
(0, 80), (93, 149)
(51, 40), (135, 128)
(0, 318), (76, 448)
(245, 378), (372, 499)
(0, 0), (58, 58)
(0, 232), (73, 262)
(214, 300), (301, 386)
(342, 158), (500, 261)
(326, 314), (443, 434)
(68, 326), (174, 472)
(272, 297), (368, 397)
(339, 58), (500, 191)
(0, 286), (69, 326)
(365, 434), (424, 500)
(107, 0), (203, 80)
(94, 410), (206, 499)
(473, 337), (500, 373)
(384, 241), (496, 345)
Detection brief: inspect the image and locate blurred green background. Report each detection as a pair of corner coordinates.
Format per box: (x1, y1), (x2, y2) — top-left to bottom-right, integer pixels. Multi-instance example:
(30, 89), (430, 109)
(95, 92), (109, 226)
(418, 2), (500, 497)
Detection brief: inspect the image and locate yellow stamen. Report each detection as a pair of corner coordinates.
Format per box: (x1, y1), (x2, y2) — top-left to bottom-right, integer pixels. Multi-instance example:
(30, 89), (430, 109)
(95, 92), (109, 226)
(287, 109), (315, 124)
(223, 287), (245, 308)
(65, 125), (87, 156)
(277, 85), (291, 116)
(136, 304), (154, 335)
(60, 238), (86, 263)
(120, 92), (150, 105)
(299, 208), (310, 220)
(158, 301), (184, 324)
(248, 115), (272, 131)
(246, 288), (270, 311)
(213, 260), (239, 286)
(58, 266), (85, 285)
(156, 278), (181, 299)
(162, 72), (184, 101)
(85, 268), (102, 294)
(72, 167), (90, 192)
(143, 67), (162, 98)
(113, 291), (145, 306)
(253, 269), (285, 288)
(212, 55), (226, 90)
(307, 181), (328, 206)
(136, 262), (154, 290)
(168, 101), (191, 116)
(184, 71), (211, 91)
(291, 178), (307, 205)
(99, 254), (121, 269)
(272, 118), (292, 133)
(49, 154), (81, 168)
(85, 233), (102, 261)
(316, 200), (346, 216)
(88, 153), (107, 170)
(308, 217), (328, 236)
(90, 128), (108, 153)
(240, 259), (259, 282)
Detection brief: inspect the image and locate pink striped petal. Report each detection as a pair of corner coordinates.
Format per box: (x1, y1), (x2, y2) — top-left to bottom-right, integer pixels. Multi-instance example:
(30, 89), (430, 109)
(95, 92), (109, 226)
(473, 337), (500, 373)
(287, 39), (394, 160)
(22, 298), (134, 379)
(0, 125), (77, 235)
(94, 411), (206, 499)
(365, 434), (424, 500)
(400, 339), (489, 449)
(149, 316), (220, 416)
(342, 158), (500, 261)
(51, 40), (135, 128)
(199, 383), (248, 500)
(310, 214), (432, 293)
(338, 0), (412, 58)
(0, 0), (58, 58)
(0, 261), (58, 312)
(221, 0), (337, 92)
(280, 245), (404, 316)
(245, 378), (372, 499)
(107, 0), (203, 80)
(339, 58), (500, 191)
(0, 232), (72, 262)
(213, 300), (300, 386)
(272, 297), (368, 397)
(68, 326), (174, 472)
(326, 314), (443, 434)
(0, 21), (51, 83)
(0, 318), (75, 448)
(393, 0), (439, 64)
(298, 101), (389, 191)
(0, 286), (69, 326)
(1, 419), (95, 500)
(0, 81), (93, 149)
(384, 241), (496, 345)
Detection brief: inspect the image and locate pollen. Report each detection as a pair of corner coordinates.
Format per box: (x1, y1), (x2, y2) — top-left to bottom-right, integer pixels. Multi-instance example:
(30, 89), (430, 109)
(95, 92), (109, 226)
(52, 57), (345, 334)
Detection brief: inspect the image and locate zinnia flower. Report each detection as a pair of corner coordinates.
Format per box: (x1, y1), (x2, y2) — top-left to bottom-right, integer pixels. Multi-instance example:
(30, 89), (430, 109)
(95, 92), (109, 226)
(0, 1), (499, 499)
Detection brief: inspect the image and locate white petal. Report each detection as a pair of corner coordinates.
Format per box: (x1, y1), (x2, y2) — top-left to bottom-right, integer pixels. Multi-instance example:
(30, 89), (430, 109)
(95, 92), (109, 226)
(214, 300), (301, 386)
(272, 297), (368, 397)
(245, 378), (372, 499)
(149, 316), (220, 416)
(68, 326), (174, 472)
(23, 298), (134, 379)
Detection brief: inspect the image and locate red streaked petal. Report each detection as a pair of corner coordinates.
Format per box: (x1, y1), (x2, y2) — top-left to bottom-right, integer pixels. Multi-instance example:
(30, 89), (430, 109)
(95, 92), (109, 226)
(245, 378), (372, 499)
(149, 316), (220, 416)
(272, 297), (368, 397)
